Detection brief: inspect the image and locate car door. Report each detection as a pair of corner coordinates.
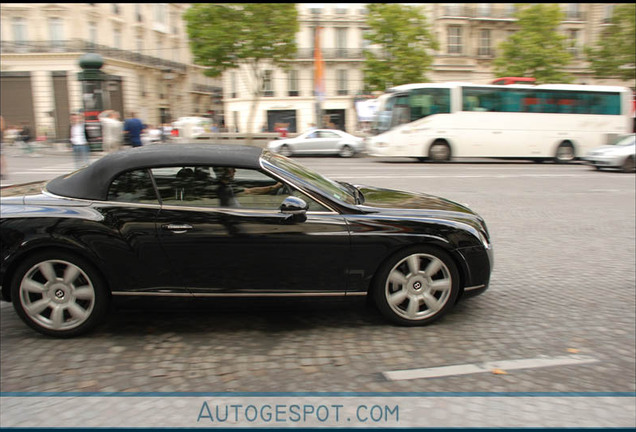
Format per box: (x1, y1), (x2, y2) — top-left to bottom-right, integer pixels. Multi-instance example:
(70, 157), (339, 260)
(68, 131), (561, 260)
(152, 165), (351, 294)
(296, 131), (322, 154)
(317, 130), (343, 154)
(98, 168), (183, 293)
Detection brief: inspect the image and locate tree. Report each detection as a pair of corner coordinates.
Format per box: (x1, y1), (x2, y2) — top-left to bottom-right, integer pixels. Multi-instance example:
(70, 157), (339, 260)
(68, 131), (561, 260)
(493, 4), (573, 84)
(183, 4), (298, 137)
(363, 4), (438, 92)
(585, 3), (636, 82)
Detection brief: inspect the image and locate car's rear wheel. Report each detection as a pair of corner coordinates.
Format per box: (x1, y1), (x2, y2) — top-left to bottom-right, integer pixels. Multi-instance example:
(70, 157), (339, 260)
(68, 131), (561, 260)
(622, 156), (635, 173)
(11, 251), (109, 337)
(373, 246), (460, 326)
(339, 145), (354, 158)
(279, 144), (292, 157)
(429, 140), (451, 162)
(554, 142), (575, 163)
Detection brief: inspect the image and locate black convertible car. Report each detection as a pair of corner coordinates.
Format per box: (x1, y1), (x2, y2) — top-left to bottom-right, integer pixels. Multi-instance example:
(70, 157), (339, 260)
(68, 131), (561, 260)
(0, 144), (493, 337)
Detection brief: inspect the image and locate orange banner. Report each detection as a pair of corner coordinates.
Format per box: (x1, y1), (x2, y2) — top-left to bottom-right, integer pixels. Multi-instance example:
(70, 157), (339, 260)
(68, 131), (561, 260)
(314, 26), (325, 101)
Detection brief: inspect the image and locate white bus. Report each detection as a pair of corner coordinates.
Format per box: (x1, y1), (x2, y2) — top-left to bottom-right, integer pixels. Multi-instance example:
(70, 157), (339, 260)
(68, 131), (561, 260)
(366, 82), (633, 162)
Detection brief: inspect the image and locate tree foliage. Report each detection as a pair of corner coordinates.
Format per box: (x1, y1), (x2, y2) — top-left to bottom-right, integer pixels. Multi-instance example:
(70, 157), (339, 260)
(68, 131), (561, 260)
(363, 4), (438, 92)
(585, 3), (636, 81)
(493, 4), (573, 84)
(183, 4), (299, 134)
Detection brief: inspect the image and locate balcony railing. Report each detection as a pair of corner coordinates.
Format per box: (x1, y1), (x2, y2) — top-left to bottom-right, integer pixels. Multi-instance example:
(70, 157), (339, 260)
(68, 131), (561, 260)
(0, 39), (187, 73)
(191, 83), (222, 94)
(294, 48), (370, 60)
(441, 5), (517, 19)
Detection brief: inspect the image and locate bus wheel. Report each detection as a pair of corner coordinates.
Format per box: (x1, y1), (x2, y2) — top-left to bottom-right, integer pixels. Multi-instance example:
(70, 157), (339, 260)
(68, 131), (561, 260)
(554, 142), (575, 164)
(429, 140), (451, 162)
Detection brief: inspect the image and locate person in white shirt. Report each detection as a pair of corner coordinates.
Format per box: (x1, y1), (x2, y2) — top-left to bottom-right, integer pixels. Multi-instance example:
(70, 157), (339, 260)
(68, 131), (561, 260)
(70, 114), (90, 169)
(98, 110), (123, 153)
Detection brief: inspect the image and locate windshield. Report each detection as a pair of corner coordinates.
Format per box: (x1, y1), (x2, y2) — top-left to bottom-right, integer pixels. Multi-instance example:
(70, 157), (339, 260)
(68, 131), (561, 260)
(262, 151), (356, 205)
(613, 134), (635, 146)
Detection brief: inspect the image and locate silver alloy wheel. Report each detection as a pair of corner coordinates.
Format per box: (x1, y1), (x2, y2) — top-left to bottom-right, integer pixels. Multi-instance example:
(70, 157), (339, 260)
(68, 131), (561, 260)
(19, 259), (96, 331)
(429, 143), (450, 162)
(384, 253), (453, 321)
(340, 145), (354, 158)
(279, 145), (292, 157)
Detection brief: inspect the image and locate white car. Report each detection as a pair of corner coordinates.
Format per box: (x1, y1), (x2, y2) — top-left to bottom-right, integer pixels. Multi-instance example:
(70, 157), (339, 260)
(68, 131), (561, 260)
(172, 117), (212, 139)
(583, 134), (635, 173)
(268, 129), (365, 158)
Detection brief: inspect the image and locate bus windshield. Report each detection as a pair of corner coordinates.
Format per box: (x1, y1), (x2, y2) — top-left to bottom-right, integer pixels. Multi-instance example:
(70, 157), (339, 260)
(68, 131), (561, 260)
(371, 87), (451, 135)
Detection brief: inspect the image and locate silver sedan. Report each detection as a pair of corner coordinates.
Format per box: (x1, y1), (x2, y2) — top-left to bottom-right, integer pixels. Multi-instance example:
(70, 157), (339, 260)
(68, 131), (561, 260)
(583, 133), (635, 173)
(268, 129), (365, 158)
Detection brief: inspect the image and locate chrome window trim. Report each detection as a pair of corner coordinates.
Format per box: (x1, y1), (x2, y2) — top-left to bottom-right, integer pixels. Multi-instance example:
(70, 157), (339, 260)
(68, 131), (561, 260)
(259, 158), (342, 214)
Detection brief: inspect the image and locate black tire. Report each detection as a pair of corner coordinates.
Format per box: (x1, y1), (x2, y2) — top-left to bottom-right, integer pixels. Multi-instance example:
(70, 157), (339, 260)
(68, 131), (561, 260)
(428, 141), (451, 162)
(373, 246), (460, 326)
(339, 145), (354, 158)
(279, 145), (292, 157)
(554, 142), (575, 164)
(11, 251), (110, 337)
(622, 156), (635, 173)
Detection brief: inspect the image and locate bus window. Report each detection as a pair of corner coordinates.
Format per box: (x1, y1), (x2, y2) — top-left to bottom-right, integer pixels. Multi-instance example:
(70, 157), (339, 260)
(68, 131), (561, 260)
(462, 87), (501, 112)
(408, 88), (451, 121)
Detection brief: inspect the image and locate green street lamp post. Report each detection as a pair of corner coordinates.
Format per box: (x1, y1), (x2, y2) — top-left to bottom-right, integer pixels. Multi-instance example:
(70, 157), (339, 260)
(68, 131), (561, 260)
(77, 53), (106, 151)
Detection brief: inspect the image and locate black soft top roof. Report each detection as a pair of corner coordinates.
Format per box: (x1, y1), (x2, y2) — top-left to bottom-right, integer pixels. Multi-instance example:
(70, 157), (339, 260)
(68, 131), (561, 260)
(46, 144), (264, 201)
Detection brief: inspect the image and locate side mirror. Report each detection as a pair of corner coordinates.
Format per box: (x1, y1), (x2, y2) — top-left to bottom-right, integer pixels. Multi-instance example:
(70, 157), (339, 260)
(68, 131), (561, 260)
(280, 196), (308, 223)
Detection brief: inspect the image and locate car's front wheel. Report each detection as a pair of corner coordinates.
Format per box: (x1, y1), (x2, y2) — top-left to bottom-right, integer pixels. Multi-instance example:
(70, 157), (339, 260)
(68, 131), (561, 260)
(622, 156), (635, 173)
(339, 145), (354, 158)
(373, 246), (460, 326)
(11, 251), (109, 337)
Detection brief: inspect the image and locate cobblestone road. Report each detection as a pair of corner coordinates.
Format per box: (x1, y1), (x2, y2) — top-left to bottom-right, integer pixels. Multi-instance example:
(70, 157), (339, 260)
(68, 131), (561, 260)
(1, 155), (634, 426)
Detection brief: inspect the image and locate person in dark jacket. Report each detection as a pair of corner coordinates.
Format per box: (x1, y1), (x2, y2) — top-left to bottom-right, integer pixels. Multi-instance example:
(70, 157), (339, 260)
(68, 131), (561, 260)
(123, 112), (146, 147)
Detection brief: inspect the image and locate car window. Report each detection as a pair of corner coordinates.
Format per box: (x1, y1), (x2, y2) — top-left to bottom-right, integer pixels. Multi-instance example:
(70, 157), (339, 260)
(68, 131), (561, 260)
(108, 169), (159, 204)
(150, 166), (329, 211)
(306, 132), (319, 139)
(319, 131), (340, 139)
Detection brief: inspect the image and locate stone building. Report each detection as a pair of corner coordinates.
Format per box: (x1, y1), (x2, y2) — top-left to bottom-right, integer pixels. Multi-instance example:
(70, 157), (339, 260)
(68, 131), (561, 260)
(0, 3), (222, 141)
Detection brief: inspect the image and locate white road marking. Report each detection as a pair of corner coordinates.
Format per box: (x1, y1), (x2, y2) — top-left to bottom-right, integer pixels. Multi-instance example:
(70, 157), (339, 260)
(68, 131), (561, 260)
(383, 355), (599, 381)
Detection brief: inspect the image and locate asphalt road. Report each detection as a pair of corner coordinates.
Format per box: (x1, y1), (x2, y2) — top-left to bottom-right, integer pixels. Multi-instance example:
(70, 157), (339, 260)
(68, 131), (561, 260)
(1, 149), (635, 425)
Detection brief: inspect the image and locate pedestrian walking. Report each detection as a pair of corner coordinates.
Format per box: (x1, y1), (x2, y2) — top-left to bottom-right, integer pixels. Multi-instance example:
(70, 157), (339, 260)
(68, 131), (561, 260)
(99, 110), (123, 153)
(123, 112), (146, 148)
(70, 113), (90, 169)
(19, 123), (33, 155)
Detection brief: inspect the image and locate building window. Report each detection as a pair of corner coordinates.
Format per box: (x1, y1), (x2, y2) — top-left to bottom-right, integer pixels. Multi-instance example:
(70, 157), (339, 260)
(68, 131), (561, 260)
(478, 29), (491, 56)
(361, 28), (371, 49)
(566, 4), (581, 21)
(505, 4), (516, 18)
(172, 43), (179, 63)
(171, 12), (178, 34)
(567, 29), (580, 57)
(337, 70), (348, 96)
(262, 70), (274, 97)
(12, 17), (28, 48)
(155, 4), (167, 24)
(335, 6), (347, 14)
(447, 25), (462, 54)
(88, 22), (97, 45)
(139, 74), (146, 97)
(112, 4), (120, 15)
(288, 70), (299, 97)
(114, 28), (122, 49)
(156, 37), (163, 59)
(603, 5), (614, 24)
(445, 4), (462, 17)
(231, 72), (237, 98)
(135, 35), (143, 54)
(335, 28), (348, 57)
(310, 7), (322, 15)
(135, 4), (143, 22)
(477, 4), (491, 17)
(49, 18), (64, 49)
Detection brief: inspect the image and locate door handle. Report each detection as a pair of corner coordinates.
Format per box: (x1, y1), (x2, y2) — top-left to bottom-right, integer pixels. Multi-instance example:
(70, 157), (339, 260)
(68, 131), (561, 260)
(162, 224), (193, 233)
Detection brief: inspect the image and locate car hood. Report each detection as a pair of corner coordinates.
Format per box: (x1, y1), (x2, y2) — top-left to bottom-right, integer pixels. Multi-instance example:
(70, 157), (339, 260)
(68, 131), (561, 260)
(356, 184), (483, 220)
